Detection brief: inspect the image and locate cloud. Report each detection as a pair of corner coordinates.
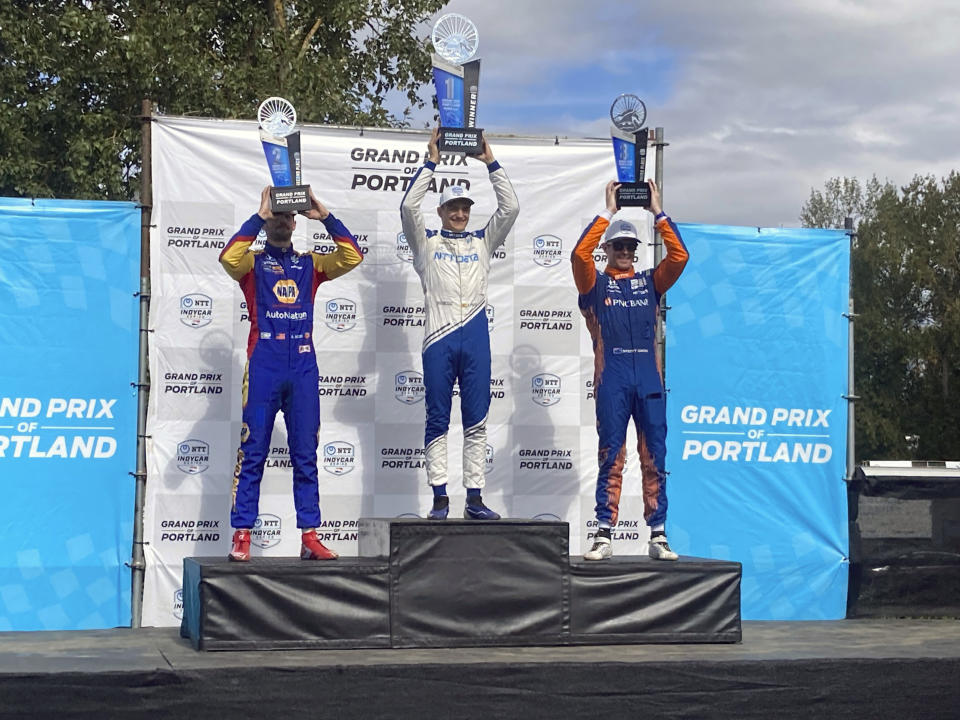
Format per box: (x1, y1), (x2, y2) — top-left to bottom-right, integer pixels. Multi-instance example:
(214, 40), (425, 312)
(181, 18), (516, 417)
(412, 0), (960, 226)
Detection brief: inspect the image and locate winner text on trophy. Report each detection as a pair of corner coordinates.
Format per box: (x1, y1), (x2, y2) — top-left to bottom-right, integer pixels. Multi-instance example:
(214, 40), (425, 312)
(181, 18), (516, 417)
(257, 97), (311, 213)
(431, 13), (484, 154)
(610, 94), (652, 208)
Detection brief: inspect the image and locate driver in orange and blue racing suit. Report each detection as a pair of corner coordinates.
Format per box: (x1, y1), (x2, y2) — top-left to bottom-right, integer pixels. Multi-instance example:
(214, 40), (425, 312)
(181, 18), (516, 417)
(572, 179), (689, 561)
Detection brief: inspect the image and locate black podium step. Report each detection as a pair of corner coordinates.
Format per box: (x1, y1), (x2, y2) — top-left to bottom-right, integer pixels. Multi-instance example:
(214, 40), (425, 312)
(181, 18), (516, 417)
(182, 519), (742, 650)
(182, 556), (390, 651)
(570, 556), (742, 643)
(360, 518), (570, 648)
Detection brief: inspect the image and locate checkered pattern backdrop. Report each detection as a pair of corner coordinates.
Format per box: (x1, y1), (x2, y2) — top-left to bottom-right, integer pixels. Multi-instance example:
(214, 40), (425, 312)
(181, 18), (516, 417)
(143, 116), (659, 626)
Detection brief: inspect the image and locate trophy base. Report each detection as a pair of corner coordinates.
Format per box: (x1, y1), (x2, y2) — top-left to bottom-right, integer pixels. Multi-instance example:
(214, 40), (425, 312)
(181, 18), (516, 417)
(270, 185), (311, 214)
(616, 182), (651, 208)
(438, 127), (484, 154)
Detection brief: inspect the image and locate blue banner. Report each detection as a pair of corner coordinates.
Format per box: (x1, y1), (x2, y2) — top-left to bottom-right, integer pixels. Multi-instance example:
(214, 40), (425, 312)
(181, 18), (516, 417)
(0, 197), (139, 630)
(665, 224), (850, 619)
(432, 65), (465, 128)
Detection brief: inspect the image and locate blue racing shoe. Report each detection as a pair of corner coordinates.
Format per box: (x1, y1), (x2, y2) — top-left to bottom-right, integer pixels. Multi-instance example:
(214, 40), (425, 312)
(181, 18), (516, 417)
(463, 496), (501, 520)
(427, 495), (449, 520)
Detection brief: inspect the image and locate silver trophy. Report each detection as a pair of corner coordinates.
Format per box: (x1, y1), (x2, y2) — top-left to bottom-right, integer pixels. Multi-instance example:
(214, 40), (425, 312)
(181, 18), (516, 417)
(431, 14), (483, 153)
(610, 93), (650, 208)
(257, 97), (311, 213)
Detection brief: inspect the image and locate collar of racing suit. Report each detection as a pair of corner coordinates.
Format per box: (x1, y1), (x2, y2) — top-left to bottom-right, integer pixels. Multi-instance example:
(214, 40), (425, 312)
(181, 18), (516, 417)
(604, 266), (636, 280)
(439, 229), (472, 239)
(264, 242), (294, 258)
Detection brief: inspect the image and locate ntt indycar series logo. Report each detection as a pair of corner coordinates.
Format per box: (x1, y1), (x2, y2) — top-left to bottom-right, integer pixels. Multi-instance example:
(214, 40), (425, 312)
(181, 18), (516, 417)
(680, 404), (834, 464)
(531, 373), (561, 406)
(533, 235), (563, 267)
(323, 441), (356, 475)
(173, 589), (184, 620)
(324, 298), (357, 332)
(176, 439), (209, 474)
(396, 232), (413, 263)
(395, 371), (425, 404)
(180, 293), (213, 328)
(251, 514), (281, 549)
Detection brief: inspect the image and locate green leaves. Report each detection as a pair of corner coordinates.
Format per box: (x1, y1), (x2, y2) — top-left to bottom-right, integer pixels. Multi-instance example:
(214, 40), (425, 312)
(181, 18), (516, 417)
(0, 0), (446, 200)
(802, 174), (960, 461)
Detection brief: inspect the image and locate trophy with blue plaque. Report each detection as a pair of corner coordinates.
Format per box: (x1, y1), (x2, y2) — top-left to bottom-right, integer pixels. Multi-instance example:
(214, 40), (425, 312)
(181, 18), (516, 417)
(431, 14), (483, 154)
(610, 94), (650, 208)
(257, 97), (311, 213)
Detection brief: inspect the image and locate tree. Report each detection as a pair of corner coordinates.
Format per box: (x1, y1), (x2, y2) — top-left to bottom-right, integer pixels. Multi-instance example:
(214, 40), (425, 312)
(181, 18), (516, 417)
(802, 174), (960, 461)
(0, 0), (447, 200)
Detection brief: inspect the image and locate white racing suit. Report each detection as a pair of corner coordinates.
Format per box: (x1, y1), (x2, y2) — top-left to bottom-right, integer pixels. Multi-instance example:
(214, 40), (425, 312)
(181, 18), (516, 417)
(399, 159), (519, 488)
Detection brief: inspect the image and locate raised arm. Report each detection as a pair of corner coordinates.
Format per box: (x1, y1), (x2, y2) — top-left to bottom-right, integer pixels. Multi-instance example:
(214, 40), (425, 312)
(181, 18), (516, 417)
(645, 181), (689, 294)
(399, 128), (440, 258)
(571, 181), (620, 294)
(472, 136), (519, 253)
(219, 203), (263, 282)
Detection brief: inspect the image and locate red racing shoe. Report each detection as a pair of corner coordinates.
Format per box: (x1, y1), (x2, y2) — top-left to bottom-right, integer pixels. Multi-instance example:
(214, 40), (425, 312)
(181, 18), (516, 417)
(228, 529), (251, 562)
(301, 529), (338, 560)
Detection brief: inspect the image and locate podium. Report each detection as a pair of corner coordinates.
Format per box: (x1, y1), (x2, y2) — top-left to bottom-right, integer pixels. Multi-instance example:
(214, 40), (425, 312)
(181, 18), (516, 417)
(183, 518), (741, 650)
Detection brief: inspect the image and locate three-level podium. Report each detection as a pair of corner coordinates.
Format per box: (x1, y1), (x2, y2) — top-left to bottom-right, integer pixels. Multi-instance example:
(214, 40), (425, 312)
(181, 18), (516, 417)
(182, 518), (741, 650)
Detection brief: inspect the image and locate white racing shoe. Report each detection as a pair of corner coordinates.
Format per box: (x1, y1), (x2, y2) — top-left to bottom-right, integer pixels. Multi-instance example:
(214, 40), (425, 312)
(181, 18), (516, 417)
(648, 535), (679, 561)
(583, 536), (613, 561)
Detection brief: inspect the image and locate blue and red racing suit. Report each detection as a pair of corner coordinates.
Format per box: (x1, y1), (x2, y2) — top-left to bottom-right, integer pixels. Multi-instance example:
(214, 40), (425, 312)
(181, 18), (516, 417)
(399, 161), (519, 489)
(572, 211), (688, 529)
(220, 213), (363, 529)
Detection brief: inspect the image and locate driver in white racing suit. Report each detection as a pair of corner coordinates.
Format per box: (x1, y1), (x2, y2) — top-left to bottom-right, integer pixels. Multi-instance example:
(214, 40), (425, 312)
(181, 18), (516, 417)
(400, 129), (519, 520)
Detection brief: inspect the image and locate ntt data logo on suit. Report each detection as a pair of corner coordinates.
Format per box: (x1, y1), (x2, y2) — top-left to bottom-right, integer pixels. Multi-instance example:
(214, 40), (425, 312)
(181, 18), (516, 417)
(251, 514), (282, 548)
(324, 298), (358, 331)
(179, 294), (213, 328)
(395, 371), (425, 404)
(323, 441), (356, 475)
(532, 235), (563, 268)
(531, 373), (562, 406)
(176, 439), (210, 474)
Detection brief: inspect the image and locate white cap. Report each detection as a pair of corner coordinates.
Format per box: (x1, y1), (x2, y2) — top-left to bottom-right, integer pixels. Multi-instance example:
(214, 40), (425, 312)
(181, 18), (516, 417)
(603, 219), (640, 244)
(438, 184), (475, 207)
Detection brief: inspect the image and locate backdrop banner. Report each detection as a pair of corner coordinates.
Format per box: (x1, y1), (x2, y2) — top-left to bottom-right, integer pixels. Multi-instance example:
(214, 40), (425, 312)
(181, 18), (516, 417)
(0, 198), (139, 631)
(146, 116), (848, 626)
(666, 224), (850, 619)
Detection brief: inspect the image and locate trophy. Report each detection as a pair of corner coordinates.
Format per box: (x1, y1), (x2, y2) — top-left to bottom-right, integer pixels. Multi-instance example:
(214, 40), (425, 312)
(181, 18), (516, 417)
(609, 94), (650, 207)
(431, 13), (483, 154)
(257, 97), (311, 213)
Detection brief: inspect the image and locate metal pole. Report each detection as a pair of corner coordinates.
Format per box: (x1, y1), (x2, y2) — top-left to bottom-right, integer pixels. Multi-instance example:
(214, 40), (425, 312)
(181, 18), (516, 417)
(130, 98), (153, 628)
(652, 127), (668, 374)
(843, 216), (858, 480)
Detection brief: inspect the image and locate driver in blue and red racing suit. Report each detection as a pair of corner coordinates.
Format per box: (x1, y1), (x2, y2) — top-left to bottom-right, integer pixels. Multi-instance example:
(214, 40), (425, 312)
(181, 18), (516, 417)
(572, 179), (688, 561)
(220, 186), (363, 562)
(400, 129), (519, 521)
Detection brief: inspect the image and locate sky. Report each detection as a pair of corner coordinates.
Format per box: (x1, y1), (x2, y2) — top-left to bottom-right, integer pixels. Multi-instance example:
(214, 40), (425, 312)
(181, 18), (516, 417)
(400, 0), (960, 228)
